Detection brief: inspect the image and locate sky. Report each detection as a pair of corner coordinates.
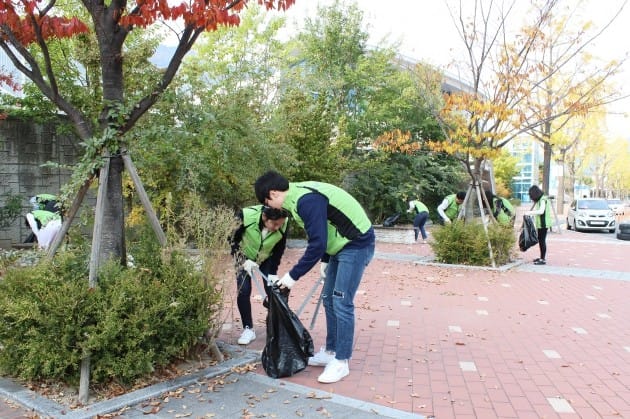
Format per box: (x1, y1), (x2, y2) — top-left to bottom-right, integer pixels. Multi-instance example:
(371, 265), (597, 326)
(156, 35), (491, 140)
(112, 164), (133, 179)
(278, 0), (630, 139)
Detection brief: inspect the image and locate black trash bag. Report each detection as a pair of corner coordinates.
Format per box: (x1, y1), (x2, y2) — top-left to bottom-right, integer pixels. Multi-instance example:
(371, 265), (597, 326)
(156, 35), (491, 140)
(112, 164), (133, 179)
(261, 285), (314, 378)
(519, 215), (539, 251)
(382, 212), (401, 227)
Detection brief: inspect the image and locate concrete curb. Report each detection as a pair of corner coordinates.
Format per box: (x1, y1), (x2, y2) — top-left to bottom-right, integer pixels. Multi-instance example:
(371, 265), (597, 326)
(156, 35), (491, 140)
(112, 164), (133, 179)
(0, 344), (258, 419)
(0, 343), (425, 419)
(243, 372), (424, 418)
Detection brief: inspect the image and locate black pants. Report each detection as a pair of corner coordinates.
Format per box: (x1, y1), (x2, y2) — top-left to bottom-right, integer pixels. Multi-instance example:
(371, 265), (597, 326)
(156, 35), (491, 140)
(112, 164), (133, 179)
(236, 263), (289, 329)
(537, 228), (548, 260)
(236, 270), (272, 329)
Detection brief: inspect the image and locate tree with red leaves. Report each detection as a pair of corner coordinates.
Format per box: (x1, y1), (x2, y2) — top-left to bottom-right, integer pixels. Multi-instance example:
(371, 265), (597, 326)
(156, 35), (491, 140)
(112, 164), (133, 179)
(0, 0), (295, 265)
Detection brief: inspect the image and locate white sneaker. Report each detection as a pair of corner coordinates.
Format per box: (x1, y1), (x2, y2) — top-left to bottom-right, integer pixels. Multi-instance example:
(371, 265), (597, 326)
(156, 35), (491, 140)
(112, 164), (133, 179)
(317, 358), (349, 383)
(237, 327), (256, 345)
(308, 347), (335, 366)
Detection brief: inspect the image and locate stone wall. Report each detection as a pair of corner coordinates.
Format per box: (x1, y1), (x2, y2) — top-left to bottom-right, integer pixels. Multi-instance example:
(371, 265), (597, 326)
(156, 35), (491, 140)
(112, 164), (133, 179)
(0, 117), (80, 248)
(374, 225), (415, 244)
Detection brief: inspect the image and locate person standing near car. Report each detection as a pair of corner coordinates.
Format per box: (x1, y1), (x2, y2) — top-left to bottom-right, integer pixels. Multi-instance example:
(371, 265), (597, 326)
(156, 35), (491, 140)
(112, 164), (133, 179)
(407, 199), (429, 243)
(230, 205), (289, 345)
(524, 185), (552, 265)
(254, 171), (375, 384)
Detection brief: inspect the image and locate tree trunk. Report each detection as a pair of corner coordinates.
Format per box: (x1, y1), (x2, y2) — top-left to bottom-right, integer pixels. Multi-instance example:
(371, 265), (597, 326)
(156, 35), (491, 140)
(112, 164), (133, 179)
(542, 141), (552, 194)
(100, 155), (126, 265)
(555, 155), (565, 215)
(555, 172), (564, 215)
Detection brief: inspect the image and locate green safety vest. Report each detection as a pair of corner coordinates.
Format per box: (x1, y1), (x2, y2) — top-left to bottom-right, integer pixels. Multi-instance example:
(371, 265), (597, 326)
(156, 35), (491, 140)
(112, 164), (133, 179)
(240, 205), (287, 263)
(32, 209), (60, 226)
(411, 200), (428, 214)
(283, 182), (372, 255)
(533, 196), (553, 229)
(443, 194), (461, 220)
(494, 197), (515, 225)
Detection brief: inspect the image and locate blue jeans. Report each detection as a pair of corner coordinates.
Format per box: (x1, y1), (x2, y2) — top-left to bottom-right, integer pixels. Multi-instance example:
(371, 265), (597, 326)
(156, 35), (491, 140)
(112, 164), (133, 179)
(413, 211), (429, 240)
(322, 243), (375, 360)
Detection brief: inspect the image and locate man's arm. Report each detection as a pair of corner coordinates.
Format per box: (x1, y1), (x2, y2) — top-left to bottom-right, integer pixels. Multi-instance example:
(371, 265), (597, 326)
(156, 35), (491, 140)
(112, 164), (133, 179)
(437, 198), (450, 222)
(525, 201), (545, 216)
(288, 193), (328, 280)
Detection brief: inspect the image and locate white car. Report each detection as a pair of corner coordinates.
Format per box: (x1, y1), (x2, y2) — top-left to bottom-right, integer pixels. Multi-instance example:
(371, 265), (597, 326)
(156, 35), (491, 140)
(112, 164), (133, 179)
(607, 199), (625, 216)
(566, 198), (616, 233)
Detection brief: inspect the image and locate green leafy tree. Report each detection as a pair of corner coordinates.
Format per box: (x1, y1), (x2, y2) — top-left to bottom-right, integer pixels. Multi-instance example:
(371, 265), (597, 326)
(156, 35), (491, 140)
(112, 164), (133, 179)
(429, 0), (626, 212)
(607, 138), (630, 199)
(275, 1), (415, 179)
(492, 150), (520, 197)
(129, 4), (293, 208)
(0, 0), (294, 266)
(274, 0), (452, 201)
(347, 151), (465, 223)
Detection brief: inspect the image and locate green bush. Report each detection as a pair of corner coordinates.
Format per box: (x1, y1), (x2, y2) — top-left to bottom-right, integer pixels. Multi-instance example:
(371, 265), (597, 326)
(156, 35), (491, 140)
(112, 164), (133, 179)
(0, 192), (23, 228)
(0, 202), (236, 387)
(0, 247), (214, 385)
(430, 220), (516, 266)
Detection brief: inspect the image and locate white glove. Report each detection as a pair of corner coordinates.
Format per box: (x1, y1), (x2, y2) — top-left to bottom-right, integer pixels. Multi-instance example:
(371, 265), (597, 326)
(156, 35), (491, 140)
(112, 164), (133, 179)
(407, 209), (413, 213)
(320, 262), (328, 279)
(275, 273), (296, 289)
(267, 274), (278, 285)
(242, 259), (258, 276)
(444, 218), (452, 224)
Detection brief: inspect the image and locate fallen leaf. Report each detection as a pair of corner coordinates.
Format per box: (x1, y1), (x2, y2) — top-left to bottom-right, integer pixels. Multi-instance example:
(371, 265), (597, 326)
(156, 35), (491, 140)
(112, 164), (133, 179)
(141, 405), (161, 415)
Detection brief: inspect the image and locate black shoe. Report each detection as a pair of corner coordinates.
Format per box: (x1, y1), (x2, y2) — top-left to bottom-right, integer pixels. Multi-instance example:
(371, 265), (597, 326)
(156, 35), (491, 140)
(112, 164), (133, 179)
(533, 259), (546, 265)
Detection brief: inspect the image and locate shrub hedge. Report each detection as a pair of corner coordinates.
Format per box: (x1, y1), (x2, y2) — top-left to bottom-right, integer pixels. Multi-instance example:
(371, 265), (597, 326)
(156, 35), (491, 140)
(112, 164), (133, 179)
(431, 220), (516, 266)
(0, 239), (222, 386)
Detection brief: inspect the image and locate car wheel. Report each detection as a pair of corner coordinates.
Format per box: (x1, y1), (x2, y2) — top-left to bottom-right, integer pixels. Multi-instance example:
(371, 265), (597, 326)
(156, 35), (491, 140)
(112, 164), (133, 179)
(566, 218), (571, 230)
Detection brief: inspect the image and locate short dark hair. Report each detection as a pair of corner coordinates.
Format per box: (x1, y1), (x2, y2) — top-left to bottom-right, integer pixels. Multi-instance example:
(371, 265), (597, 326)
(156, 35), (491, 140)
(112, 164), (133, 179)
(456, 191), (466, 200)
(528, 185), (543, 202)
(262, 206), (289, 220)
(254, 171), (289, 204)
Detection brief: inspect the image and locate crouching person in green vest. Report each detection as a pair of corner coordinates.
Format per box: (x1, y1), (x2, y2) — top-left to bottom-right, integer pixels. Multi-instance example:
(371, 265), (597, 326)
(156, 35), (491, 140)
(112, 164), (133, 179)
(484, 190), (515, 227)
(24, 193), (62, 244)
(254, 171), (375, 384)
(437, 191), (465, 224)
(407, 199), (430, 243)
(230, 205), (289, 345)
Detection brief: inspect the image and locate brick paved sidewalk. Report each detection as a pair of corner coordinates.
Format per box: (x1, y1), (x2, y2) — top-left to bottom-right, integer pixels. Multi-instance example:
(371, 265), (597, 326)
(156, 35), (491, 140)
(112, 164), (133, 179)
(220, 229), (630, 418)
(3, 225), (629, 418)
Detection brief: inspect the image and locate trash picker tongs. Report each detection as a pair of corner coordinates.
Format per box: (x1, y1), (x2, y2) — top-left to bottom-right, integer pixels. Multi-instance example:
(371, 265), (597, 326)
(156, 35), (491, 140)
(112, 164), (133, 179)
(252, 266), (325, 330)
(296, 274), (325, 330)
(249, 266), (271, 297)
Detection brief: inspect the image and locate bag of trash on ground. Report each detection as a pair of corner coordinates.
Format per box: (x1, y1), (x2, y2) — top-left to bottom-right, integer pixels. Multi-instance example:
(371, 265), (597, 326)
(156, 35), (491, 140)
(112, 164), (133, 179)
(261, 285), (314, 378)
